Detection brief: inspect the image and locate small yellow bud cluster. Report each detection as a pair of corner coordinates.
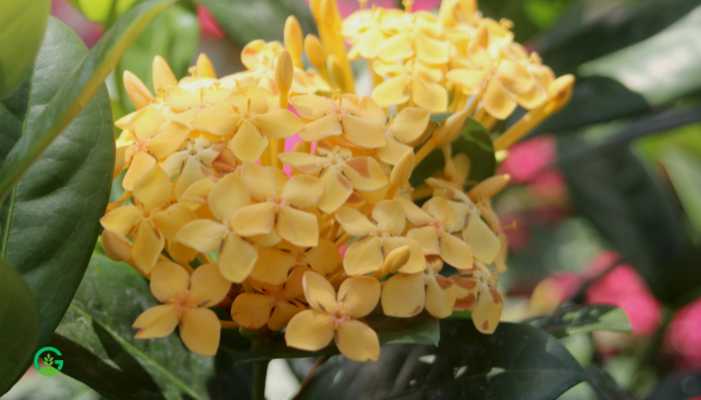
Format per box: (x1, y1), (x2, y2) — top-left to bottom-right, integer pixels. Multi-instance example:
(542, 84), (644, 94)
(100, 0), (571, 362)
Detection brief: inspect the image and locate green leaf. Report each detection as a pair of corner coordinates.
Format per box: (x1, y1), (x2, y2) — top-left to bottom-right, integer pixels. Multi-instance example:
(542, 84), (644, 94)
(535, 76), (650, 134)
(299, 321), (585, 400)
(220, 316), (439, 363)
(558, 138), (700, 303)
(580, 5), (701, 106)
(529, 305), (632, 338)
(662, 149), (701, 239)
(0, 18), (114, 346)
(0, 0), (50, 98)
(51, 333), (165, 400)
(0, 260), (39, 395)
(538, 0), (700, 73)
(0, 0), (176, 202)
(411, 118), (496, 188)
(117, 5), (198, 112)
(197, 0), (316, 44)
(57, 253), (213, 400)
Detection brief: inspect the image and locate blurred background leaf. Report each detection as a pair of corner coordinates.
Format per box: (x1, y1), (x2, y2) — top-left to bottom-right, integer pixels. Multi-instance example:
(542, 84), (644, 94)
(0, 0), (50, 98)
(298, 321), (585, 400)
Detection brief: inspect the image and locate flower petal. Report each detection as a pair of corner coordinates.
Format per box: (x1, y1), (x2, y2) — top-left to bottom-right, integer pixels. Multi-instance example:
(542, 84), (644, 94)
(285, 309), (335, 351)
(133, 167), (172, 212)
(425, 275), (456, 319)
(304, 239), (340, 275)
(123, 151), (156, 191)
(208, 172), (251, 223)
(277, 206), (319, 247)
(176, 219), (228, 253)
(412, 77), (448, 113)
(334, 207), (376, 236)
(268, 301), (303, 331)
(132, 220), (165, 274)
(231, 293), (275, 330)
(335, 320), (380, 362)
(231, 202), (277, 237)
(341, 114), (385, 149)
(150, 260), (189, 303)
(343, 236), (384, 276)
(342, 157), (388, 192)
(372, 75), (410, 108)
(250, 247), (296, 285)
(229, 120), (269, 162)
(282, 175), (323, 209)
(100, 205), (142, 236)
(290, 94), (335, 119)
(219, 233), (258, 283)
(151, 203), (196, 241)
(190, 263), (231, 306)
(381, 273), (426, 317)
(148, 122), (189, 160)
(133, 304), (179, 339)
(372, 200), (405, 236)
(318, 168), (353, 214)
(278, 152), (326, 175)
(302, 271), (337, 313)
(407, 226), (440, 256)
(180, 308), (221, 356)
(482, 78), (517, 120)
(463, 212), (500, 264)
(473, 285), (503, 334)
(389, 107), (430, 144)
(337, 276), (380, 318)
(439, 232), (473, 270)
(252, 109), (304, 139)
(298, 114), (342, 142)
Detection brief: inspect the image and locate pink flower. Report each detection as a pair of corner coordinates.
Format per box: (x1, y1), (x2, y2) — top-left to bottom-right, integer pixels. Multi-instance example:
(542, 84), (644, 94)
(197, 6), (224, 39)
(585, 252), (662, 336)
(500, 135), (556, 184)
(665, 298), (701, 370)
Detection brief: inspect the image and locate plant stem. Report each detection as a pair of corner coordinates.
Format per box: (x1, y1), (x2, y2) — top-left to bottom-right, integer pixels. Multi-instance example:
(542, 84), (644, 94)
(252, 360), (269, 400)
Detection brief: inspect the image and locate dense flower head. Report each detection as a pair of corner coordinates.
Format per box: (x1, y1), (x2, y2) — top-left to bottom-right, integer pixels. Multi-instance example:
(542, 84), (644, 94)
(100, 0), (572, 361)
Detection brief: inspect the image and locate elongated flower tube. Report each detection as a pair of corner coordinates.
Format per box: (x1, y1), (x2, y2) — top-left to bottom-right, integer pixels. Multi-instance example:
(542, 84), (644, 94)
(101, 0), (572, 362)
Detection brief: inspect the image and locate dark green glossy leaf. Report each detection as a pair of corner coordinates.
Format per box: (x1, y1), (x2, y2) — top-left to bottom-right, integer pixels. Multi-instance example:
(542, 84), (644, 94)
(579, 5), (701, 106)
(0, 0), (176, 201)
(220, 316), (439, 363)
(411, 119), (496, 188)
(0, 18), (114, 346)
(197, 0), (316, 44)
(529, 305), (631, 338)
(0, 260), (39, 395)
(0, 0), (50, 97)
(57, 253), (213, 400)
(538, 0), (701, 73)
(51, 333), (164, 400)
(648, 371), (701, 400)
(299, 321), (585, 400)
(117, 5), (199, 112)
(662, 149), (701, 239)
(558, 138), (700, 303)
(535, 76), (650, 135)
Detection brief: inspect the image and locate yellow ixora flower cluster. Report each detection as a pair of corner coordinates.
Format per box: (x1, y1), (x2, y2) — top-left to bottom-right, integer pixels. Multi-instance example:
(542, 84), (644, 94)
(99, 0), (573, 362)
